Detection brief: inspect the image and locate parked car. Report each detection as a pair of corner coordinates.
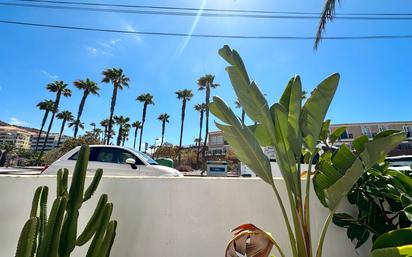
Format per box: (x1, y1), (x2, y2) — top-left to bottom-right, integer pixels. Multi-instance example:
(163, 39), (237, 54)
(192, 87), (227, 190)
(42, 145), (183, 177)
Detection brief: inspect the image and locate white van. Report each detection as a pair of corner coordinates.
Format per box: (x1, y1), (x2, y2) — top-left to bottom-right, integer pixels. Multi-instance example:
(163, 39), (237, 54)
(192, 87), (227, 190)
(42, 145), (183, 177)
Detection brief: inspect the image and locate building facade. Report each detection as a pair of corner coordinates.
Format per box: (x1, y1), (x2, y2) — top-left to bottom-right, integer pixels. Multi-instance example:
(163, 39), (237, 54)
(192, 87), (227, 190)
(208, 120), (412, 158)
(330, 121), (412, 155)
(30, 133), (69, 151)
(206, 131), (230, 157)
(0, 126), (32, 149)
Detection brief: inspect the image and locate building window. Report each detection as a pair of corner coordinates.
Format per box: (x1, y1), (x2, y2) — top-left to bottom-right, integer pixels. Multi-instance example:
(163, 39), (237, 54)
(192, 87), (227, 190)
(378, 125), (387, 133)
(339, 129), (349, 140)
(362, 127), (372, 138)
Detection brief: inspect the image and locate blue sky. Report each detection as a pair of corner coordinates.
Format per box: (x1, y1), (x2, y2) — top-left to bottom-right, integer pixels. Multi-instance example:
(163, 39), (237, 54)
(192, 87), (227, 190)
(1, 0), (411, 148)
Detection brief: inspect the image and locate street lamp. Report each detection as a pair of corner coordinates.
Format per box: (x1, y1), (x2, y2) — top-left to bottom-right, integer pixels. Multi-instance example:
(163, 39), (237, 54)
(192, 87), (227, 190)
(152, 138), (161, 155)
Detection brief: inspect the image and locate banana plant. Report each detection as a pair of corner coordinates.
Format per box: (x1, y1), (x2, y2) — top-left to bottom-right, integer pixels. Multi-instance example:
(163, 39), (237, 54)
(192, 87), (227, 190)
(15, 145), (117, 257)
(371, 228), (412, 257)
(210, 45), (406, 257)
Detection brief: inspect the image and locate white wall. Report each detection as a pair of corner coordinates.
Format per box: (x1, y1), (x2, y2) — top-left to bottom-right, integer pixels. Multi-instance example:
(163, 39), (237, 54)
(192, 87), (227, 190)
(0, 176), (370, 257)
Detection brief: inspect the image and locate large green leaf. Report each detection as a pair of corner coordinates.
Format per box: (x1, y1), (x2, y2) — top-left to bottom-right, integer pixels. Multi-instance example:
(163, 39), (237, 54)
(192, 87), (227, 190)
(372, 228), (412, 257)
(210, 96), (273, 185)
(361, 131), (407, 169)
(219, 45), (275, 145)
(218, 45), (250, 85)
(300, 73), (339, 150)
(278, 75), (302, 158)
(271, 103), (298, 191)
(248, 124), (272, 146)
(314, 131), (406, 211)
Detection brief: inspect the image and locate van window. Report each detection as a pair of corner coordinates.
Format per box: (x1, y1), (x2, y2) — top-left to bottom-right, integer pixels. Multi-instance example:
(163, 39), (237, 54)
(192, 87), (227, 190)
(69, 147), (144, 165)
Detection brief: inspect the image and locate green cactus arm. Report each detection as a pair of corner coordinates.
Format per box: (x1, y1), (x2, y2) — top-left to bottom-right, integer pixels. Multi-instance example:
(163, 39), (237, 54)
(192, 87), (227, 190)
(30, 187), (42, 218)
(83, 169), (103, 202)
(76, 194), (108, 246)
(15, 217), (39, 257)
(37, 197), (66, 257)
(59, 209), (80, 257)
(62, 168), (69, 197)
(37, 186), (48, 255)
(97, 220), (118, 257)
(86, 203), (113, 257)
(46, 197), (67, 257)
(57, 169), (63, 197)
(67, 145), (89, 211)
(59, 146), (90, 257)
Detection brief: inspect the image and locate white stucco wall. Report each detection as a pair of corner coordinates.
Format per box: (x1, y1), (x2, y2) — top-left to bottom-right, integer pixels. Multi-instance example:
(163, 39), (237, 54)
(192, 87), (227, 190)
(0, 175), (370, 257)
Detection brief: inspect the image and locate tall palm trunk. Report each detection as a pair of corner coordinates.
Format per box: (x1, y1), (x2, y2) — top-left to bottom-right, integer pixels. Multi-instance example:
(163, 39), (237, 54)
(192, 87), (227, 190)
(34, 110), (49, 151)
(107, 85), (118, 144)
(178, 99), (187, 163)
(160, 121), (166, 146)
(73, 92), (88, 138)
(38, 92), (62, 162)
(201, 87), (211, 170)
(57, 118), (67, 147)
(102, 125), (107, 143)
(241, 109), (245, 124)
(116, 125), (122, 146)
(122, 135), (126, 146)
(133, 127), (138, 149)
(196, 109), (204, 166)
(138, 104), (147, 151)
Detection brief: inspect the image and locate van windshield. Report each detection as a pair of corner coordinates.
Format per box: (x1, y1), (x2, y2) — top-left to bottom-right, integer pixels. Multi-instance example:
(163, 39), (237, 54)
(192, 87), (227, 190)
(127, 148), (158, 165)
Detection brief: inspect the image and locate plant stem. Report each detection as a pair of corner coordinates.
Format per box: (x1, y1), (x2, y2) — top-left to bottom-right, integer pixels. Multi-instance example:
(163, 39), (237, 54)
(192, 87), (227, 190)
(304, 155), (315, 257)
(315, 211), (334, 257)
(271, 183), (298, 257)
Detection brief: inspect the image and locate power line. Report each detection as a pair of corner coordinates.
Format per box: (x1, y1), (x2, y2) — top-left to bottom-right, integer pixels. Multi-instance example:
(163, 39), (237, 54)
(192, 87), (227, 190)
(1, 19), (412, 40)
(3, 2), (412, 20)
(13, 0), (412, 16)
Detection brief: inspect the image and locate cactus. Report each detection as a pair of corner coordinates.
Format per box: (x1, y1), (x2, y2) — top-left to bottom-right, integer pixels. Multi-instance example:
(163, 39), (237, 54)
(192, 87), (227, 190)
(15, 145), (117, 257)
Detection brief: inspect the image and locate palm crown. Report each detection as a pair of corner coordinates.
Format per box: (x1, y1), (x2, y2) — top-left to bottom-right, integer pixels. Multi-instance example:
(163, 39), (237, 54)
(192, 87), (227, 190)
(158, 113), (170, 123)
(114, 115), (130, 126)
(102, 68), (130, 89)
(197, 74), (220, 90)
(132, 121), (142, 129)
(175, 89), (193, 100)
(194, 103), (207, 112)
(136, 93), (154, 105)
(56, 110), (73, 121)
(74, 78), (100, 95)
(36, 99), (54, 111)
(47, 81), (72, 97)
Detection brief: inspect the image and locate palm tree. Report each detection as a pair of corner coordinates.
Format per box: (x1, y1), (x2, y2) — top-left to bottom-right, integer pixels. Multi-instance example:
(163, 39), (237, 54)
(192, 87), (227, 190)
(131, 121), (142, 149)
(176, 89), (193, 162)
(90, 122), (96, 130)
(92, 127), (102, 141)
(114, 115), (130, 146)
(34, 99), (54, 151)
(72, 78), (100, 138)
(56, 110), (73, 147)
(122, 123), (131, 146)
(102, 68), (130, 144)
(100, 118), (110, 143)
(197, 74), (219, 170)
(38, 81), (71, 162)
(235, 100), (246, 124)
(157, 113), (170, 146)
(194, 103), (207, 165)
(69, 120), (84, 132)
(136, 93), (154, 151)
(315, 0), (339, 49)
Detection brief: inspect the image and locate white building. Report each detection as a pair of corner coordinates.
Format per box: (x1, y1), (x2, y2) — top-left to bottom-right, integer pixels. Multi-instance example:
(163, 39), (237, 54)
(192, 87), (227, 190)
(0, 126), (32, 149)
(30, 133), (70, 151)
